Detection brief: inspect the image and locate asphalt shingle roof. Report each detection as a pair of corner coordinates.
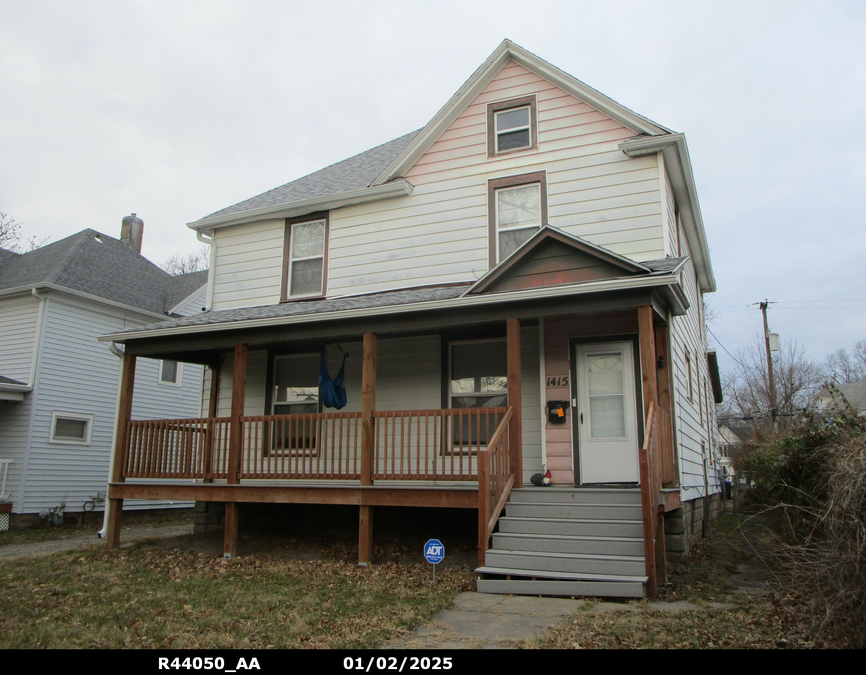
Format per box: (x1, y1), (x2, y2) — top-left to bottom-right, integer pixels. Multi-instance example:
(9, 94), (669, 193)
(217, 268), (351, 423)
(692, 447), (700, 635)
(196, 130), (421, 223)
(0, 230), (207, 316)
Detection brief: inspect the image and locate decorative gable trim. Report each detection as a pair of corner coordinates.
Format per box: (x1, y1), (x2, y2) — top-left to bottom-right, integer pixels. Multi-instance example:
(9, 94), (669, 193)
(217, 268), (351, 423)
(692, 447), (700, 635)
(373, 39), (672, 187)
(467, 226), (650, 296)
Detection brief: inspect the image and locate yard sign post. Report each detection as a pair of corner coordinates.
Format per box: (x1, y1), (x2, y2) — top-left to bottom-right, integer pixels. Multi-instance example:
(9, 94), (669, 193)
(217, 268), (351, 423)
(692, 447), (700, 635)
(424, 539), (445, 584)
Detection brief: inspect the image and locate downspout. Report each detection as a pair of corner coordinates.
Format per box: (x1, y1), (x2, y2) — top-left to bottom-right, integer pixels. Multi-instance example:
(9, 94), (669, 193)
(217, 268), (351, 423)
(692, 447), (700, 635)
(17, 289), (49, 514)
(98, 340), (126, 539)
(196, 229), (215, 311)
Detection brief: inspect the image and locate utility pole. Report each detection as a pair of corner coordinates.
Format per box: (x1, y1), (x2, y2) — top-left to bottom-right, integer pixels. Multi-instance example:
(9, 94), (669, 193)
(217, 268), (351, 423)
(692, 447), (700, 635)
(759, 300), (777, 428)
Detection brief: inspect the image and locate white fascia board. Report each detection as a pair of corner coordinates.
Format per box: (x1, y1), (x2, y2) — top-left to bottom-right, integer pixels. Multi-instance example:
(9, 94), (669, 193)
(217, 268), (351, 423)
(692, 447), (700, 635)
(187, 180), (414, 231)
(373, 40), (672, 186)
(620, 133), (717, 293)
(99, 274), (683, 343)
(0, 284), (169, 321)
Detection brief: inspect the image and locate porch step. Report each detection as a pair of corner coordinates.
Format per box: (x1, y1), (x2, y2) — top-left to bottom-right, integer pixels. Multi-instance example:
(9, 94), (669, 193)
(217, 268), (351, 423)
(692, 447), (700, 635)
(492, 531), (644, 557)
(497, 516), (644, 538)
(477, 487), (648, 599)
(509, 487), (642, 505)
(485, 548), (646, 576)
(505, 502), (640, 520)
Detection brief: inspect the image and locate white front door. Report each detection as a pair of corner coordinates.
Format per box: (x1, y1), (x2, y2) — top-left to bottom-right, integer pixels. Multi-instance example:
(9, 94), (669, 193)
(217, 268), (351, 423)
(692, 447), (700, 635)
(574, 341), (640, 484)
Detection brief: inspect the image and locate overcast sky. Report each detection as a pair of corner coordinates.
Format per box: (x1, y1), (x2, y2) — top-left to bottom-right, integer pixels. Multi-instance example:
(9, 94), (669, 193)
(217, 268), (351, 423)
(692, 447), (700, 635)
(1, 0), (864, 375)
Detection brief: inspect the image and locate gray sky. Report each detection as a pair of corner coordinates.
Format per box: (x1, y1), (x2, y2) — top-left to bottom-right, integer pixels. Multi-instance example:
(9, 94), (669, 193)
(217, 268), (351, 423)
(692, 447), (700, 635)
(2, 0), (864, 375)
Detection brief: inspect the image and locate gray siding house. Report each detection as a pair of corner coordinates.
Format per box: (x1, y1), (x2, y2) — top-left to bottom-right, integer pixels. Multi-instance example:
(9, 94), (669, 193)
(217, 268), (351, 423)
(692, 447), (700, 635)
(0, 220), (207, 524)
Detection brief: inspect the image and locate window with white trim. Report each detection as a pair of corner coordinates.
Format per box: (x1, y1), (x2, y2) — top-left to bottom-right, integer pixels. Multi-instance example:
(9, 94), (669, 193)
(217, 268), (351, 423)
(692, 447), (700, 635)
(271, 354), (320, 453)
(159, 359), (181, 386)
(282, 212), (328, 300)
(50, 412), (93, 445)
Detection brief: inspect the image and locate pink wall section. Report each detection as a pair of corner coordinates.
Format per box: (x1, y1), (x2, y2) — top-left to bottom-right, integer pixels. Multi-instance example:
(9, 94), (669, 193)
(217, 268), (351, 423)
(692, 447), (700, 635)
(543, 312), (639, 486)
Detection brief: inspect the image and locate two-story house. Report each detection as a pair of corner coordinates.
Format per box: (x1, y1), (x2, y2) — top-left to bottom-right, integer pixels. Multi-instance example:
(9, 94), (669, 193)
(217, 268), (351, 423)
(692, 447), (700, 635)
(98, 41), (721, 599)
(0, 216), (206, 527)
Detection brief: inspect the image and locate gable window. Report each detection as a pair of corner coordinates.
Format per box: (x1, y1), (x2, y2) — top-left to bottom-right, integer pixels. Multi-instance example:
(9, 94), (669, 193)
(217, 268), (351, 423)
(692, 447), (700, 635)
(487, 95), (537, 156)
(488, 172), (548, 266)
(282, 212), (328, 300)
(50, 412), (93, 445)
(449, 340), (507, 447)
(159, 359), (181, 386)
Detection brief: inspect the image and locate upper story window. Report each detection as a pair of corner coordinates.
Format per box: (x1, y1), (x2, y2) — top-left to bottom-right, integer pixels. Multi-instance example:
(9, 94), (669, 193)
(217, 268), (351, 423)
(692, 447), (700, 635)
(487, 171), (548, 266)
(487, 95), (537, 157)
(282, 212), (329, 301)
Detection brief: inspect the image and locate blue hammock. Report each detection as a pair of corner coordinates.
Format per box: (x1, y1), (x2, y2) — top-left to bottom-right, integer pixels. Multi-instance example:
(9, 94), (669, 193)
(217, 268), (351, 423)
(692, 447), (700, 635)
(319, 346), (348, 410)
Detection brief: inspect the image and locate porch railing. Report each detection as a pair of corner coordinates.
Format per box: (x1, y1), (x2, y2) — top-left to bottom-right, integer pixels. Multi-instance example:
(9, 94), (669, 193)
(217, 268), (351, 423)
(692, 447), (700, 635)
(476, 406), (514, 566)
(638, 402), (667, 598)
(121, 408), (513, 484)
(124, 418), (231, 479)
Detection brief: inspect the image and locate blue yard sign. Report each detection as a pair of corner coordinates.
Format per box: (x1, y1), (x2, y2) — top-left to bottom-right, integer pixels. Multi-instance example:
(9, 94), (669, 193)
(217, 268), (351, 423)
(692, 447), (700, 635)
(424, 539), (445, 565)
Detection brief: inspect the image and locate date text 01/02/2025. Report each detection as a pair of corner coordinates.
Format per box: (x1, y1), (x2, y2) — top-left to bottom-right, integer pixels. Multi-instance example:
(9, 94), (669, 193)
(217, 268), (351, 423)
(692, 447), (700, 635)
(345, 657), (453, 672)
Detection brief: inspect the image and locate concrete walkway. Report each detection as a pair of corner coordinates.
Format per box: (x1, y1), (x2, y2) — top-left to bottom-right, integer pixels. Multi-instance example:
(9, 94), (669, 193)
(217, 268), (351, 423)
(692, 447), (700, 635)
(385, 592), (739, 649)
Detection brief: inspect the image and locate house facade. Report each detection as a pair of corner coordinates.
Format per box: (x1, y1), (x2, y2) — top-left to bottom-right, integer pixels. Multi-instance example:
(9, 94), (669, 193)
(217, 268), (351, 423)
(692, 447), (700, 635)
(99, 41), (721, 598)
(0, 220), (207, 525)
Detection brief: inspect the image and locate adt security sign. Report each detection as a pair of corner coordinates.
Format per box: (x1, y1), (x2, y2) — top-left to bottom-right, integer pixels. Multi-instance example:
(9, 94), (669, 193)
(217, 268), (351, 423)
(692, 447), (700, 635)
(424, 539), (445, 565)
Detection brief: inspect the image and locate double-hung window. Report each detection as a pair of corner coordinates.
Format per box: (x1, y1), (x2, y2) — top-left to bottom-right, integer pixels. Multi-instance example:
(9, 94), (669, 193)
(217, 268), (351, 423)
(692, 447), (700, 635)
(488, 171), (548, 265)
(449, 340), (508, 447)
(271, 354), (320, 453)
(487, 96), (537, 156)
(282, 212), (328, 300)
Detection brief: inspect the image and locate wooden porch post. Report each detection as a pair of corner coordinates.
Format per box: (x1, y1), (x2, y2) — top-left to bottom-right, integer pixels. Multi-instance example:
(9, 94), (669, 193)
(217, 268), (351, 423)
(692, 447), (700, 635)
(224, 344), (247, 559)
(506, 318), (523, 487)
(654, 324), (676, 487)
(637, 306), (658, 422)
(359, 332), (377, 564)
(107, 352), (136, 550)
(203, 364), (220, 483)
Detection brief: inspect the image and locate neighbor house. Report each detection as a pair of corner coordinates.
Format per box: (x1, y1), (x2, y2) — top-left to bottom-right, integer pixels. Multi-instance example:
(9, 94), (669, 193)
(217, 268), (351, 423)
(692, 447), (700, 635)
(816, 378), (866, 415)
(0, 217), (207, 526)
(99, 41), (721, 599)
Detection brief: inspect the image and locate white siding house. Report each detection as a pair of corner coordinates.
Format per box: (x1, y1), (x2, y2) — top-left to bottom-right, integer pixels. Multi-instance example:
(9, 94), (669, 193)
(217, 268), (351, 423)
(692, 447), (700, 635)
(0, 226), (207, 521)
(99, 41), (721, 598)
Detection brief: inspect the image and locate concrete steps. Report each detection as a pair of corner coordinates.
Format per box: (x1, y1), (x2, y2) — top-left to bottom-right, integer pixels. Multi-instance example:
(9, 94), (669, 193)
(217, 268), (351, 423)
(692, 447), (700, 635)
(476, 487), (647, 599)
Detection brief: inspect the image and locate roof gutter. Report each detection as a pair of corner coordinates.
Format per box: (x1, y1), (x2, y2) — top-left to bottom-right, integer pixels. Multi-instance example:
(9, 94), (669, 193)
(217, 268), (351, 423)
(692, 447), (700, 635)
(100, 273), (688, 344)
(619, 133), (716, 293)
(187, 180), (414, 232)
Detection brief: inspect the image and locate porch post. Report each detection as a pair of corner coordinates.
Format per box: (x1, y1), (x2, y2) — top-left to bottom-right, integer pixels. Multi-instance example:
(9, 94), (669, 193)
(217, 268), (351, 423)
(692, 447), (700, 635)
(359, 332), (377, 565)
(637, 306), (658, 422)
(506, 318), (523, 487)
(203, 363), (220, 483)
(654, 324), (676, 487)
(224, 344), (247, 559)
(107, 352), (136, 550)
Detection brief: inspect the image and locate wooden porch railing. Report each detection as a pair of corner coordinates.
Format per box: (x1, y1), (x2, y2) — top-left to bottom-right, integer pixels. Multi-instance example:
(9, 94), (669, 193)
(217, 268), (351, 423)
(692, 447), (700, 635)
(476, 406), (514, 567)
(638, 402), (669, 598)
(240, 412), (362, 479)
(124, 418), (231, 479)
(373, 407), (508, 480)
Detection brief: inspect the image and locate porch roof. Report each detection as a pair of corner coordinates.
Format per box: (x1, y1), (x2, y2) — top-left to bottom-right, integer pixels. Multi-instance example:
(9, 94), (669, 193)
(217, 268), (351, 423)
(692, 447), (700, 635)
(100, 259), (688, 348)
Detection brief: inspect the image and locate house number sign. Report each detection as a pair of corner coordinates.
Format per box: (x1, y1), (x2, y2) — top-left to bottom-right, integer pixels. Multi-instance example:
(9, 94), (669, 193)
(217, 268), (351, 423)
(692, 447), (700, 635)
(546, 375), (569, 387)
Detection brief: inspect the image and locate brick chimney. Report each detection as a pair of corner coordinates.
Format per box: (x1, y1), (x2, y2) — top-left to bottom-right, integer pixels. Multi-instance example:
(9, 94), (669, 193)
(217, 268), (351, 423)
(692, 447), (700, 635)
(120, 213), (144, 253)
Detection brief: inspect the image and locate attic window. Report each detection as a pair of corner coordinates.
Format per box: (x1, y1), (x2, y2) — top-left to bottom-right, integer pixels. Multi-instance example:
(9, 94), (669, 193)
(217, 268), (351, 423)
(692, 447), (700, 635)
(487, 96), (537, 157)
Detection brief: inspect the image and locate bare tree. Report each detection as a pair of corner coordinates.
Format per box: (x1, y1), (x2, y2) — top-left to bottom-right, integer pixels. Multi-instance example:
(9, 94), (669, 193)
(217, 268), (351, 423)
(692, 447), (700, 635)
(822, 341), (866, 384)
(161, 244), (210, 276)
(0, 212), (50, 252)
(720, 334), (822, 429)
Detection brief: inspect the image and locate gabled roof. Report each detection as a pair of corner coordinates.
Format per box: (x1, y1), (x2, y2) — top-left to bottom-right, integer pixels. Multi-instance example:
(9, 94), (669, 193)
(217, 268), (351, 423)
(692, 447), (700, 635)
(0, 230), (207, 318)
(466, 226), (652, 295)
(374, 39), (671, 186)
